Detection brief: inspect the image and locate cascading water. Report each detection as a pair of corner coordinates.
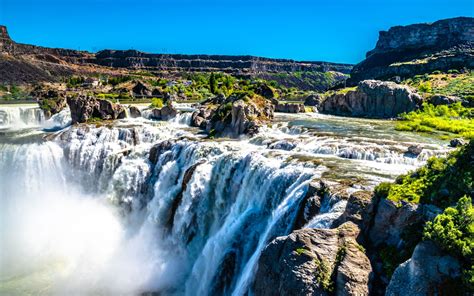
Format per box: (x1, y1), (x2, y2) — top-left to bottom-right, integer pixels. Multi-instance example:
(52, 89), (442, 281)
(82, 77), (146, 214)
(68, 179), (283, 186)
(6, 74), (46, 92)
(0, 105), (451, 295)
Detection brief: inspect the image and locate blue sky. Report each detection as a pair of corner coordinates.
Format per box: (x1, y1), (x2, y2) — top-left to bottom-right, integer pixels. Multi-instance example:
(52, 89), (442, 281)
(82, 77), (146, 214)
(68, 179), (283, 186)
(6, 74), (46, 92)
(1, 0), (472, 64)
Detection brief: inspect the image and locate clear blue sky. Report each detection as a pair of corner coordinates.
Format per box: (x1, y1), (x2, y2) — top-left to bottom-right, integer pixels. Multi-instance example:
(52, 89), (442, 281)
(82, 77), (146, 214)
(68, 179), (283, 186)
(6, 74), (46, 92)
(1, 0), (472, 64)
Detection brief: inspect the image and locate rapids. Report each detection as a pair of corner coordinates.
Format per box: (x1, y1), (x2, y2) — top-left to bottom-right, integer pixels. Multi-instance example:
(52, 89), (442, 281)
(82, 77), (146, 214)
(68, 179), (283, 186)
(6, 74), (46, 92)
(0, 104), (451, 295)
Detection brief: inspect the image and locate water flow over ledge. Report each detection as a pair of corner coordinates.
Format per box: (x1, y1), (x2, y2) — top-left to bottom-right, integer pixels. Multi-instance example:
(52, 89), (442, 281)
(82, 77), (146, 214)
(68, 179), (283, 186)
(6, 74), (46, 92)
(0, 105), (451, 295)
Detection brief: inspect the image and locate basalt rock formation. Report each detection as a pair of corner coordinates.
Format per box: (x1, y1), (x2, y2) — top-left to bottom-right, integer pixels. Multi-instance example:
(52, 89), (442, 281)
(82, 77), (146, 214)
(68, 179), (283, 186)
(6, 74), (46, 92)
(349, 17), (474, 83)
(253, 222), (372, 296)
(0, 25), (351, 86)
(320, 80), (422, 118)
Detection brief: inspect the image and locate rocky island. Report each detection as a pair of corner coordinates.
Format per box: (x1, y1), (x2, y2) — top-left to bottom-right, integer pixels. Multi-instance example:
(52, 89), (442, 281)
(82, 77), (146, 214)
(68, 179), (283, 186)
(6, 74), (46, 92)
(0, 13), (473, 296)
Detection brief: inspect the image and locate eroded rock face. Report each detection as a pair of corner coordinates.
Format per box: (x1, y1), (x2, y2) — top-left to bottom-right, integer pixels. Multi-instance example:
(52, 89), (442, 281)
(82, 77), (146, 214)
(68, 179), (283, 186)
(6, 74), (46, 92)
(148, 105), (178, 121)
(386, 241), (462, 296)
(252, 222), (371, 296)
(350, 17), (474, 83)
(321, 80), (422, 118)
(66, 95), (126, 123)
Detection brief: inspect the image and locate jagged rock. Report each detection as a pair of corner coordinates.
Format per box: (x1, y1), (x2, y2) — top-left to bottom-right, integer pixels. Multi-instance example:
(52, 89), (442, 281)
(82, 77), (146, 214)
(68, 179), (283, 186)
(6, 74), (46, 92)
(132, 81), (152, 97)
(349, 17), (474, 83)
(321, 80), (422, 118)
(369, 198), (423, 248)
(275, 103), (306, 113)
(252, 222), (371, 296)
(304, 94), (322, 107)
(449, 138), (466, 147)
(428, 94), (464, 106)
(333, 191), (374, 235)
(293, 181), (324, 229)
(66, 95), (126, 123)
(128, 106), (141, 118)
(386, 241), (462, 296)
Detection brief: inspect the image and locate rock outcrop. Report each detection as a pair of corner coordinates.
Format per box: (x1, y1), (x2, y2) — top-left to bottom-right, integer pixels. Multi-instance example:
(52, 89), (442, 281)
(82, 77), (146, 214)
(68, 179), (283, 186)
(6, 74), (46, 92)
(386, 241), (462, 296)
(33, 88), (67, 118)
(304, 94), (322, 107)
(191, 94), (274, 137)
(67, 95), (126, 123)
(320, 80), (422, 118)
(349, 17), (474, 83)
(253, 222), (372, 296)
(275, 102), (306, 113)
(148, 105), (178, 120)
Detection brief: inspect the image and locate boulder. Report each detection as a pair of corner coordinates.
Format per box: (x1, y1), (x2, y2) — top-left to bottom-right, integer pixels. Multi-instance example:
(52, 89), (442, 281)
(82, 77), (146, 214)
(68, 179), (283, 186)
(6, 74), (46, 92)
(428, 94), (464, 106)
(304, 94), (322, 107)
(386, 241), (462, 296)
(252, 222), (371, 296)
(148, 105), (178, 121)
(268, 140), (297, 151)
(128, 106), (141, 118)
(449, 138), (466, 147)
(406, 145), (423, 156)
(321, 80), (422, 118)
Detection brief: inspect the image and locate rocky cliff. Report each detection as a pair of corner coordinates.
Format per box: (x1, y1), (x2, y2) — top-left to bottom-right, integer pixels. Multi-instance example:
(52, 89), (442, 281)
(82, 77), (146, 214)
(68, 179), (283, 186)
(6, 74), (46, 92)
(0, 25), (352, 85)
(349, 17), (474, 83)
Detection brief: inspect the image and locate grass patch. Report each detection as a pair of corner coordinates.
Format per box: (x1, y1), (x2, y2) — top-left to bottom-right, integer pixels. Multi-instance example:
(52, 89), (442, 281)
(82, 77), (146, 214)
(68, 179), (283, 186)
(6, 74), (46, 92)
(395, 103), (474, 139)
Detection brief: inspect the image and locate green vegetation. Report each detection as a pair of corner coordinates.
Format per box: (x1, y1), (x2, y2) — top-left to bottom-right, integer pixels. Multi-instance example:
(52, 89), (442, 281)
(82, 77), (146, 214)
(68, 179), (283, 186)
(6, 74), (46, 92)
(395, 103), (474, 139)
(424, 196), (474, 289)
(314, 257), (333, 292)
(403, 71), (474, 99)
(66, 76), (85, 88)
(150, 97), (164, 108)
(0, 84), (28, 100)
(107, 76), (133, 86)
(375, 140), (473, 208)
(295, 248), (307, 255)
(38, 99), (59, 112)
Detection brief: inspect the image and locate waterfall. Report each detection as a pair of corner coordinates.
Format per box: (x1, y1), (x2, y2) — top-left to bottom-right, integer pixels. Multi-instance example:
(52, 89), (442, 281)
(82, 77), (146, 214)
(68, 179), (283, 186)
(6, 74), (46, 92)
(0, 109), (451, 295)
(0, 106), (45, 129)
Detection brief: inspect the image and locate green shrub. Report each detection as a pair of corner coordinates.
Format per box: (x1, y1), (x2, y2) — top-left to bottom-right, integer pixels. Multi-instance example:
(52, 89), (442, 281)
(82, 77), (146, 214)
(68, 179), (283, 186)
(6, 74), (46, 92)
(150, 97), (164, 108)
(383, 140), (473, 208)
(418, 81), (432, 93)
(424, 196), (474, 288)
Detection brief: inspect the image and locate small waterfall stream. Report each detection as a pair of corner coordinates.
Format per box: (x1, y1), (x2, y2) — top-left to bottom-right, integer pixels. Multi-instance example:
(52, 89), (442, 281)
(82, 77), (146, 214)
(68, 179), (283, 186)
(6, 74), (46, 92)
(0, 105), (451, 295)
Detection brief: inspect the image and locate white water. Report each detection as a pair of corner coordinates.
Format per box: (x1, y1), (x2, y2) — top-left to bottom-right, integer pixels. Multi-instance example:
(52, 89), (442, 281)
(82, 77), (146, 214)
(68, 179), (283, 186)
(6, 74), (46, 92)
(0, 105), (451, 295)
